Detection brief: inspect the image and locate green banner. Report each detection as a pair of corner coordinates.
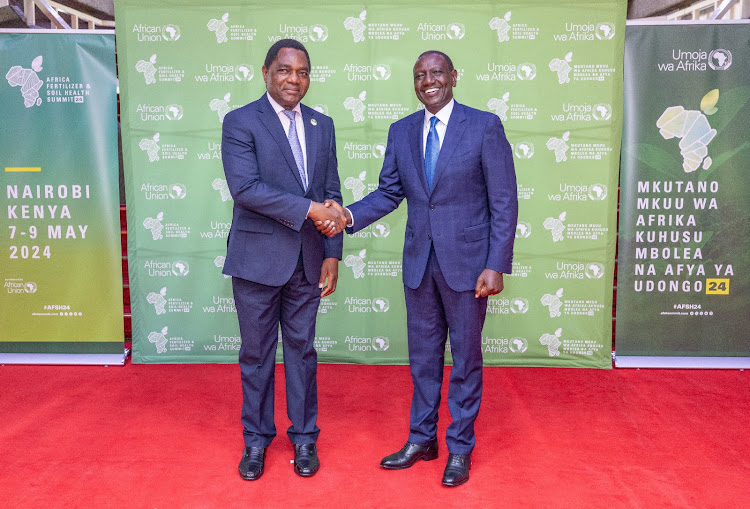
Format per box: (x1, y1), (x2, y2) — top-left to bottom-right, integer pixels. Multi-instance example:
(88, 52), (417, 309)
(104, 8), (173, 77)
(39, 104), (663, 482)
(116, 0), (625, 367)
(0, 31), (124, 361)
(616, 21), (750, 368)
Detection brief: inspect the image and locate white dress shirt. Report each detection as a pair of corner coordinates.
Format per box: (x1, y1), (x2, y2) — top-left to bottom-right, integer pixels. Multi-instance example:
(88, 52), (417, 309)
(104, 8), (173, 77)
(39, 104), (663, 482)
(422, 98), (454, 156)
(347, 100), (455, 228)
(266, 92), (308, 178)
(266, 92), (313, 218)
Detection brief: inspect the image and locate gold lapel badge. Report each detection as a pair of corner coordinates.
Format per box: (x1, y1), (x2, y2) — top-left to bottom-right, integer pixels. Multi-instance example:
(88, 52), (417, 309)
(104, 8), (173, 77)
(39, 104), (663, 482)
(310, 118), (318, 126)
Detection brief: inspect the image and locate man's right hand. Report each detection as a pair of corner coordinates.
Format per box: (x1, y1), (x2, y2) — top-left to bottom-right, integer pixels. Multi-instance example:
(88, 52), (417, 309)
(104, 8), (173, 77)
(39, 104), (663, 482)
(314, 200), (351, 236)
(309, 200), (347, 237)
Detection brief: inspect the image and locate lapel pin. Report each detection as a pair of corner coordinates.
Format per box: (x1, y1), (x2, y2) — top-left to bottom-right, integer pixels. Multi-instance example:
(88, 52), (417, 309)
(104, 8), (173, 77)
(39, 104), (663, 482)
(310, 118), (317, 126)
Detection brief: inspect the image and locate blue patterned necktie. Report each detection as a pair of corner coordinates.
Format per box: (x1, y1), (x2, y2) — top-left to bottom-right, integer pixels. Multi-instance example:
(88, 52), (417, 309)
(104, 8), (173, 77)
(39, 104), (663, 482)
(283, 109), (307, 190)
(424, 116), (440, 191)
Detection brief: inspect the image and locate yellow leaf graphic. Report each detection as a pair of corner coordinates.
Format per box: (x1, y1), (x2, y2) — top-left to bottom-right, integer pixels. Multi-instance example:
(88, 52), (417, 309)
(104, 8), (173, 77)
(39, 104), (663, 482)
(700, 89), (719, 113)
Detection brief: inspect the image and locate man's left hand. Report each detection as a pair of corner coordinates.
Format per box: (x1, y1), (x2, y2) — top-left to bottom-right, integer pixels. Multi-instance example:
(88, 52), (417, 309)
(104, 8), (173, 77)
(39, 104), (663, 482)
(319, 258), (339, 297)
(475, 269), (503, 298)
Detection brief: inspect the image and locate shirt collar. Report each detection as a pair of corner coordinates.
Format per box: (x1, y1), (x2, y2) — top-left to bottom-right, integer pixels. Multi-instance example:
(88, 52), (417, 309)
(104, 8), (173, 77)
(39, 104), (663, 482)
(266, 92), (302, 117)
(424, 99), (455, 127)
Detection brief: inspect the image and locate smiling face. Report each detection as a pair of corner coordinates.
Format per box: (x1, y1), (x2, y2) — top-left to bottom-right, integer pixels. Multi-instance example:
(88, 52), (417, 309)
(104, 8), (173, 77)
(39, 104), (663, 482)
(413, 52), (457, 114)
(262, 47), (310, 110)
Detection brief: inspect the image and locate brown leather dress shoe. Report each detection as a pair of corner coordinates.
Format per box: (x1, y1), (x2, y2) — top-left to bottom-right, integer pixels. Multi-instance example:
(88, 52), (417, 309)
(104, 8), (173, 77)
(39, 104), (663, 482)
(238, 446), (266, 481)
(380, 439), (439, 469)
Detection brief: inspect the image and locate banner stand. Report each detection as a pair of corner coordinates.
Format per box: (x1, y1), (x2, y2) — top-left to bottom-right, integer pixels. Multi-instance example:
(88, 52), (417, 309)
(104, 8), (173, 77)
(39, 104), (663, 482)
(0, 350), (128, 366)
(1, 30), (125, 363)
(615, 20), (750, 369)
(615, 355), (750, 369)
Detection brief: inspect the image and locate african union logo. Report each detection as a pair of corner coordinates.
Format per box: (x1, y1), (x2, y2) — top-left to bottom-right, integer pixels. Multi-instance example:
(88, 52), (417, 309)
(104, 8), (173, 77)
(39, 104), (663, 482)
(516, 62), (536, 80)
(510, 297), (529, 314)
(595, 22), (615, 40)
(309, 24), (329, 42)
(447, 22), (465, 40)
(172, 261), (190, 277)
(164, 104), (183, 120)
(514, 141), (534, 159)
(24, 282), (37, 293)
(509, 337), (528, 353)
(592, 103), (612, 121)
(372, 297), (390, 312)
(235, 63), (254, 81)
(708, 49), (732, 70)
(372, 222), (390, 238)
(169, 183), (187, 200)
(372, 336), (390, 351)
(372, 144), (386, 158)
(162, 25), (181, 41)
(312, 104), (328, 115)
(372, 64), (391, 80)
(585, 263), (605, 279)
(588, 183), (607, 201)
(515, 221), (531, 239)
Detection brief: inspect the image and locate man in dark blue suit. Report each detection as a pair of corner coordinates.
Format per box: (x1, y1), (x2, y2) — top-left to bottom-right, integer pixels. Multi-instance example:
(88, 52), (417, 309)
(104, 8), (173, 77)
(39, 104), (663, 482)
(320, 50), (517, 486)
(221, 39), (347, 481)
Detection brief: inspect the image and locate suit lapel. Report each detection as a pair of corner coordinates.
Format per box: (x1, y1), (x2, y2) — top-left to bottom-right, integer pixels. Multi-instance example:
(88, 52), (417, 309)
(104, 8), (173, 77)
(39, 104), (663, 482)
(301, 106), (318, 194)
(430, 102), (467, 193)
(256, 95), (306, 191)
(408, 110), (429, 196)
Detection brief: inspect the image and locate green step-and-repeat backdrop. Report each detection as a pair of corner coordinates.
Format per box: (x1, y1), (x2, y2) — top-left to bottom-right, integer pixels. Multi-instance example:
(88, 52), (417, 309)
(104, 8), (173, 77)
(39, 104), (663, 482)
(116, 0), (625, 366)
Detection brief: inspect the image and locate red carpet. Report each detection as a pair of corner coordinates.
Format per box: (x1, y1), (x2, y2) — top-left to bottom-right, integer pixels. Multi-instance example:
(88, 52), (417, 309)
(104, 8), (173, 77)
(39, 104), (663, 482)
(1, 362), (748, 508)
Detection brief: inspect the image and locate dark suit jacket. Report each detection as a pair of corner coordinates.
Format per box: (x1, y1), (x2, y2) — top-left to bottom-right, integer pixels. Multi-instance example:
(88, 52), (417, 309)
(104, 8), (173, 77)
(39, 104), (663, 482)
(221, 94), (343, 286)
(347, 101), (517, 292)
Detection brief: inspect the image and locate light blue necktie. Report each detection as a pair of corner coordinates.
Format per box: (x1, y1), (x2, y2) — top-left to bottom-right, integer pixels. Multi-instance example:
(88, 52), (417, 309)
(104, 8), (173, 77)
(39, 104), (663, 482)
(424, 116), (440, 191)
(283, 109), (307, 190)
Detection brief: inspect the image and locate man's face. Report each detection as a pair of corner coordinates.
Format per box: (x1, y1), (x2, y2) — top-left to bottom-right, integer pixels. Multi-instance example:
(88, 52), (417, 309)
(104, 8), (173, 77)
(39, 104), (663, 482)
(262, 47), (310, 110)
(413, 53), (457, 114)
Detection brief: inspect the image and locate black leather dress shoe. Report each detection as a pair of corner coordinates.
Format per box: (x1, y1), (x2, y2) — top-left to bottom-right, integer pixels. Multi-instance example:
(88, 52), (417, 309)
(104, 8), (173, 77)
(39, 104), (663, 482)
(441, 453), (471, 486)
(294, 443), (320, 477)
(380, 439), (439, 469)
(238, 446), (266, 481)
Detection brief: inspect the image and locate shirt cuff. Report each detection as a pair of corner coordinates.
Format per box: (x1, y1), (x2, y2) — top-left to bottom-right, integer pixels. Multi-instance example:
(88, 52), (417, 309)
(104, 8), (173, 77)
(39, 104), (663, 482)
(345, 207), (354, 228)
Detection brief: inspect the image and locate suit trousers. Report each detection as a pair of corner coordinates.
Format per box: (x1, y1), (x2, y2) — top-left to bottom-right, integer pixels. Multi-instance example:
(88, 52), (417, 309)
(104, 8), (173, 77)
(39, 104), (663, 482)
(232, 257), (321, 448)
(404, 246), (488, 455)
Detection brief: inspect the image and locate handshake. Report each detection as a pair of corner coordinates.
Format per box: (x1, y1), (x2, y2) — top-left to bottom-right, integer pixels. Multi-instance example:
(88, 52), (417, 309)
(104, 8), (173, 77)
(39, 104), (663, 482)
(309, 199), (351, 237)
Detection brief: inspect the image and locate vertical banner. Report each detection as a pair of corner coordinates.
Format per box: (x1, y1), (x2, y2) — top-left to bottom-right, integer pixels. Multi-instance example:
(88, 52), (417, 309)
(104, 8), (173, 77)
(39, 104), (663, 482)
(616, 21), (750, 368)
(0, 31), (125, 364)
(116, 0), (624, 367)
